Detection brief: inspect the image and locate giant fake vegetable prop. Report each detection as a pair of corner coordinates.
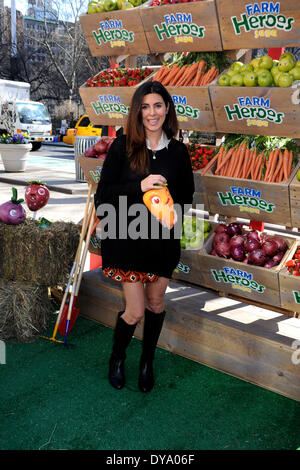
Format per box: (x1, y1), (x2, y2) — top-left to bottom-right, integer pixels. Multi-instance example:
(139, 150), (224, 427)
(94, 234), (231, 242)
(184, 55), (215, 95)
(143, 186), (175, 228)
(25, 181), (50, 219)
(0, 187), (26, 225)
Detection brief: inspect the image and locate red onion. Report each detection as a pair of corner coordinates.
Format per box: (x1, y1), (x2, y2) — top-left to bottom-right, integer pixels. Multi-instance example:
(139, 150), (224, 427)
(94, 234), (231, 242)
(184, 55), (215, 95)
(261, 240), (278, 257)
(272, 236), (288, 253)
(230, 235), (245, 248)
(214, 224), (228, 234)
(209, 249), (217, 256)
(231, 246), (245, 261)
(84, 146), (97, 158)
(264, 259), (277, 269)
(97, 153), (107, 160)
(245, 230), (260, 243)
(227, 222), (243, 237)
(94, 140), (108, 155)
(214, 242), (231, 258)
(272, 252), (284, 264)
(244, 238), (260, 253)
(248, 249), (268, 266)
(213, 232), (230, 245)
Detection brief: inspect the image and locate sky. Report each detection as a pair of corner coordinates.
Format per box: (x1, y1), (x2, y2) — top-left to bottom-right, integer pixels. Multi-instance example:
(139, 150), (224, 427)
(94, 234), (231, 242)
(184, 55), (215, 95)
(4, 0), (28, 15)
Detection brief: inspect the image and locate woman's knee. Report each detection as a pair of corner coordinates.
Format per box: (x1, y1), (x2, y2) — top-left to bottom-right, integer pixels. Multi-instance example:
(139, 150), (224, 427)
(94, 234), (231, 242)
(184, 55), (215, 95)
(146, 295), (164, 314)
(122, 306), (144, 325)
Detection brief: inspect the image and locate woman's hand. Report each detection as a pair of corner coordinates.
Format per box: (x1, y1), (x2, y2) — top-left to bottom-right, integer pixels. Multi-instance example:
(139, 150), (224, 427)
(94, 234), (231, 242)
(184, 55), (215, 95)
(141, 174), (167, 192)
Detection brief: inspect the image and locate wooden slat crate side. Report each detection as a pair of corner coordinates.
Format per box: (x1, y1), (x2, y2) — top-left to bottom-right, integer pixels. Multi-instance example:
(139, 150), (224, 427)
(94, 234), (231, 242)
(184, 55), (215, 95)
(198, 229), (296, 307)
(166, 86), (216, 132)
(216, 0), (300, 50)
(201, 161), (300, 226)
(78, 157), (104, 191)
(79, 10), (150, 57)
(172, 249), (205, 285)
(289, 173), (300, 228)
(279, 243), (300, 313)
(140, 1), (222, 53)
(209, 85), (300, 139)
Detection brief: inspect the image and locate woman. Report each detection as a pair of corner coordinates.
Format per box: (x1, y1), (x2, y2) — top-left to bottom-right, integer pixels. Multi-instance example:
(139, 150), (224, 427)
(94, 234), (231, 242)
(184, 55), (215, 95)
(94, 80), (194, 392)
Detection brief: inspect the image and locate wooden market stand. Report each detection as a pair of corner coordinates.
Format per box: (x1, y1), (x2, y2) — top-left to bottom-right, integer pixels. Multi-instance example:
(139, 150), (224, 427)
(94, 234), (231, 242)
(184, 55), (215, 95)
(76, 0), (300, 401)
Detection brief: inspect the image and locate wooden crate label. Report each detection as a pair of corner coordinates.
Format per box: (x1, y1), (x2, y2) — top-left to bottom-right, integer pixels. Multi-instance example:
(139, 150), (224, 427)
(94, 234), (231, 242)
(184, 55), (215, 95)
(217, 185), (275, 216)
(217, 0), (300, 49)
(209, 84), (300, 138)
(210, 266), (266, 295)
(90, 93), (129, 120)
(176, 260), (192, 275)
(152, 10), (206, 44)
(140, 2), (222, 53)
(78, 157), (104, 190)
(223, 95), (284, 129)
(292, 290), (300, 304)
(91, 18), (134, 48)
(172, 93), (201, 123)
(80, 11), (150, 56)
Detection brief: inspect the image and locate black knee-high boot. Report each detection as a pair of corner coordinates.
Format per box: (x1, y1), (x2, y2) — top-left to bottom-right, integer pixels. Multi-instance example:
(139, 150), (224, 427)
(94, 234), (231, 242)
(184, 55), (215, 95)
(109, 311), (137, 390)
(138, 308), (166, 393)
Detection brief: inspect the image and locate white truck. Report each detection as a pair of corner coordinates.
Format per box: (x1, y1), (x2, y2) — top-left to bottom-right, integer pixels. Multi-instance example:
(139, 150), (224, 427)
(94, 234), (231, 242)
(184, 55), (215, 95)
(0, 79), (53, 151)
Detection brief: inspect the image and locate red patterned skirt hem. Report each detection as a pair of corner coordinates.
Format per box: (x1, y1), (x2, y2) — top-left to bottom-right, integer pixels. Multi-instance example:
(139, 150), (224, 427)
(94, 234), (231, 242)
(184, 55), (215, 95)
(103, 267), (159, 283)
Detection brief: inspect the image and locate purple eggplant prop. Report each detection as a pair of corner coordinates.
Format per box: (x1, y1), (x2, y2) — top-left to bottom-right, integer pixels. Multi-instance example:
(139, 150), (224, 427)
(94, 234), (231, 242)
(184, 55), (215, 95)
(0, 187), (26, 225)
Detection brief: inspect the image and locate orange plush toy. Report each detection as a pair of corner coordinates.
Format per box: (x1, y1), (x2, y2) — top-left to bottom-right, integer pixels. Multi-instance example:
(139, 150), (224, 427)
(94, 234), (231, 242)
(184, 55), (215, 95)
(143, 185), (175, 228)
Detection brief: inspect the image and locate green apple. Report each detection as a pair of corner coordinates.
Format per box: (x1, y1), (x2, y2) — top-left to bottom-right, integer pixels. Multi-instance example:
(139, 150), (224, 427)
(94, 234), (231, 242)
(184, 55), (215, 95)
(226, 69), (235, 77)
(257, 70), (273, 87)
(96, 0), (105, 11)
(278, 72), (293, 87)
(259, 55), (274, 70)
(122, 1), (134, 7)
(279, 52), (295, 63)
(117, 0), (123, 8)
(296, 60), (300, 68)
(203, 221), (210, 232)
(218, 73), (231, 86)
(243, 72), (257, 87)
(183, 224), (197, 240)
(129, 0), (142, 5)
(289, 66), (300, 81)
(188, 234), (204, 249)
(273, 71), (282, 86)
(278, 57), (295, 72)
(297, 168), (300, 182)
(250, 58), (260, 69)
(87, 0), (99, 13)
(254, 67), (266, 77)
(230, 61), (243, 73)
(240, 64), (254, 74)
(230, 73), (244, 86)
(103, 0), (117, 10)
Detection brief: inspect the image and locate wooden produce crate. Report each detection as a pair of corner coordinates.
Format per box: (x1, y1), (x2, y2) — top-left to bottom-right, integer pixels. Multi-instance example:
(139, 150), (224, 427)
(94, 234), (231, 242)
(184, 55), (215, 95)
(216, 0), (300, 50)
(198, 229), (296, 307)
(78, 156), (104, 192)
(140, 1), (222, 53)
(289, 171), (300, 228)
(201, 160), (300, 226)
(167, 85), (216, 132)
(209, 80), (300, 138)
(279, 242), (300, 314)
(79, 8), (150, 56)
(79, 68), (153, 127)
(193, 171), (209, 210)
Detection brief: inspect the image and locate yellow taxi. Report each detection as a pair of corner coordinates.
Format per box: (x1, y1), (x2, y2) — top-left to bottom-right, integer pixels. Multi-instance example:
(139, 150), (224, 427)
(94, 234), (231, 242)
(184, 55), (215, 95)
(62, 115), (102, 145)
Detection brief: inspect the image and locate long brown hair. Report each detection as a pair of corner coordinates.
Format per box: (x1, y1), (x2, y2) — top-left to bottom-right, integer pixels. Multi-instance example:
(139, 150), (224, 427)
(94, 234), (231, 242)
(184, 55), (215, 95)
(125, 80), (178, 175)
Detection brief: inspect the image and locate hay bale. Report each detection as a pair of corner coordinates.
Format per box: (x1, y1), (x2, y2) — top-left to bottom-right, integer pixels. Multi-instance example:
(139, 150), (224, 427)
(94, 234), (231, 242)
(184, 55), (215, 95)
(0, 279), (54, 343)
(0, 219), (80, 285)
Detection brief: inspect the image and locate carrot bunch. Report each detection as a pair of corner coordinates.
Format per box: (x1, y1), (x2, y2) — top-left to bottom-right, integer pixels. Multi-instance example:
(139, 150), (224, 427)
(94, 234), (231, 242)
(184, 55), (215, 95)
(201, 143), (295, 182)
(153, 61), (219, 87)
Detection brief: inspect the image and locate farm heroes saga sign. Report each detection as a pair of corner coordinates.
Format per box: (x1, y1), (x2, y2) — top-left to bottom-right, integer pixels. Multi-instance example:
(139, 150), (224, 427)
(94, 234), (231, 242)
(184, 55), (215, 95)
(217, 185), (275, 216)
(154, 11), (206, 44)
(224, 96), (284, 129)
(92, 19), (134, 48)
(231, 2), (295, 39)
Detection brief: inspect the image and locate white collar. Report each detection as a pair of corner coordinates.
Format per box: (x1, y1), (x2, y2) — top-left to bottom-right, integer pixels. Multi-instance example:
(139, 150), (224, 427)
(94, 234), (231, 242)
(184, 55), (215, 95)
(146, 131), (170, 151)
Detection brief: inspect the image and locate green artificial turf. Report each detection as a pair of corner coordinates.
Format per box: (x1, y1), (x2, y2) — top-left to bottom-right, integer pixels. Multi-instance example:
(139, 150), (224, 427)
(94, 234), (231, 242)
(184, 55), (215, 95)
(0, 315), (299, 450)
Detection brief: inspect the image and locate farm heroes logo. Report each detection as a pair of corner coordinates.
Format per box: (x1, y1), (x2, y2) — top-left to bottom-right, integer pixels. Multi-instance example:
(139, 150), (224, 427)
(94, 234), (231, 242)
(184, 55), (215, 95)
(217, 186), (275, 216)
(224, 96), (284, 129)
(172, 95), (200, 121)
(92, 19), (134, 48)
(231, 2), (295, 39)
(91, 94), (129, 120)
(154, 12), (205, 44)
(211, 267), (265, 294)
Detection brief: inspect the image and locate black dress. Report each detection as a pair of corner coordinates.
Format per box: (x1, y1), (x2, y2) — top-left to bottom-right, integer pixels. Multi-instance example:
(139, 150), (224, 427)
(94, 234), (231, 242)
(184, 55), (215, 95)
(94, 134), (194, 279)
